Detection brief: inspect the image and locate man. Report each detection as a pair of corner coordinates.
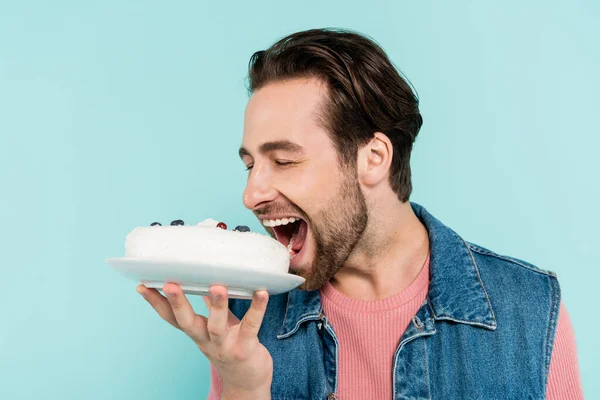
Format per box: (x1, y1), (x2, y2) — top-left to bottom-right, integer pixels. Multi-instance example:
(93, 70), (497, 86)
(136, 28), (584, 399)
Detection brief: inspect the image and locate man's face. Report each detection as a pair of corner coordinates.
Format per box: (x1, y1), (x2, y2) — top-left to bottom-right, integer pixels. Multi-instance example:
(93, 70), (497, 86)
(240, 77), (368, 290)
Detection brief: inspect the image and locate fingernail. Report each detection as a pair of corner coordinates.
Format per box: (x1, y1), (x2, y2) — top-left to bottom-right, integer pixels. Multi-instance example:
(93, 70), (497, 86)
(165, 291), (175, 298)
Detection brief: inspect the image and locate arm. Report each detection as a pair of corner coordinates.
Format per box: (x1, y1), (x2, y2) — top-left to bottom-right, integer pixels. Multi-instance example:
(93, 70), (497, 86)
(206, 363), (223, 400)
(546, 302), (584, 400)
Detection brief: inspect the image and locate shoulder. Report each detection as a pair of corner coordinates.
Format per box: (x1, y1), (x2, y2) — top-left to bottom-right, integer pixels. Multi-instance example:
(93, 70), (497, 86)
(465, 241), (561, 338)
(547, 302), (585, 399)
(464, 241), (561, 318)
(466, 241), (558, 279)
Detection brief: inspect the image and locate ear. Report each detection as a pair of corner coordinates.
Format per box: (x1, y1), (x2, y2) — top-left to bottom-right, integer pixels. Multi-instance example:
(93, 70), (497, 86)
(357, 132), (393, 187)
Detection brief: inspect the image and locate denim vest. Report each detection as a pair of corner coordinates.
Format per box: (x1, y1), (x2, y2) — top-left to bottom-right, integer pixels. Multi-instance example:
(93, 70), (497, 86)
(229, 202), (561, 400)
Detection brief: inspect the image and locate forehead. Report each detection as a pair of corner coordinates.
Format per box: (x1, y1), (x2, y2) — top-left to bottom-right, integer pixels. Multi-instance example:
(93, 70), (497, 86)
(242, 77), (330, 150)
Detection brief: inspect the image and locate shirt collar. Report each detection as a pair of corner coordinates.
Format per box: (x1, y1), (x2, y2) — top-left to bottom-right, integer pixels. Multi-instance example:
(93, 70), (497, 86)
(412, 202), (496, 330)
(277, 201), (496, 339)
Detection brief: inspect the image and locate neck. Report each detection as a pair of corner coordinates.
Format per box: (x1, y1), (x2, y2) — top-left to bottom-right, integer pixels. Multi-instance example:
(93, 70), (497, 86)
(329, 201), (430, 301)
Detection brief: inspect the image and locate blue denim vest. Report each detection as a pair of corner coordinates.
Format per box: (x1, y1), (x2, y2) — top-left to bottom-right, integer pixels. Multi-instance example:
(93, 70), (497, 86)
(229, 202), (561, 399)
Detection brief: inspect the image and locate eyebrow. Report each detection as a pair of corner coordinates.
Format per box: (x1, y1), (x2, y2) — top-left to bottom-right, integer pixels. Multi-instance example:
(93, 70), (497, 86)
(238, 140), (305, 159)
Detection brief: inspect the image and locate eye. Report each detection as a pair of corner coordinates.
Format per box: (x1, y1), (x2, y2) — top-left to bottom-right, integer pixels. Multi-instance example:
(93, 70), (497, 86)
(275, 160), (295, 167)
(244, 164), (254, 171)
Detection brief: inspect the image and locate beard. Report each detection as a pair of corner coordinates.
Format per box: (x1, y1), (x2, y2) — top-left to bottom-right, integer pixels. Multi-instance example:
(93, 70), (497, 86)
(294, 168), (369, 291)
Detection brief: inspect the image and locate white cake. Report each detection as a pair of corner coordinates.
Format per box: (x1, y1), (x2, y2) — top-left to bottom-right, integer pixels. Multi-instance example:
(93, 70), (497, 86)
(124, 219), (290, 274)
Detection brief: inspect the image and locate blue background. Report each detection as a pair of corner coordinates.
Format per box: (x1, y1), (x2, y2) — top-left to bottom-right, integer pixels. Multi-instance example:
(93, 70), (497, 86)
(1, 1), (597, 398)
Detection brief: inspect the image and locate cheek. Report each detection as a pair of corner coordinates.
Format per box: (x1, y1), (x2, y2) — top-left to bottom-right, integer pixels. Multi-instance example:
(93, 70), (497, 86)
(278, 165), (339, 210)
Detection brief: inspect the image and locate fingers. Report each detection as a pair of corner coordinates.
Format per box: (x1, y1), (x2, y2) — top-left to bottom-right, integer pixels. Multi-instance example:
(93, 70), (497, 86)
(137, 283), (263, 356)
(161, 283), (210, 344)
(239, 290), (269, 340)
(206, 286), (230, 347)
(137, 284), (179, 329)
(202, 295), (211, 309)
(203, 291), (240, 327)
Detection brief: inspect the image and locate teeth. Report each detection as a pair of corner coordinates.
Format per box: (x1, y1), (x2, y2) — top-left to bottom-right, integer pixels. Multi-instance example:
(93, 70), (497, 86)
(262, 217), (298, 227)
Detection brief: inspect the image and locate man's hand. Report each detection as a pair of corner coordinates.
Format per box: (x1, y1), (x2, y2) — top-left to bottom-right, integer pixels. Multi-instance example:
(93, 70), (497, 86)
(137, 283), (273, 399)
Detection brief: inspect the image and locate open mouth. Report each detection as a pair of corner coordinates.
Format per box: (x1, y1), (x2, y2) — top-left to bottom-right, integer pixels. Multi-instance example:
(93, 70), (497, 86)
(263, 217), (308, 259)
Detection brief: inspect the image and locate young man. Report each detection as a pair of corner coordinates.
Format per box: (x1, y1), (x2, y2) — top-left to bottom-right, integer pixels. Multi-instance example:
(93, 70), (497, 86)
(137, 28), (584, 399)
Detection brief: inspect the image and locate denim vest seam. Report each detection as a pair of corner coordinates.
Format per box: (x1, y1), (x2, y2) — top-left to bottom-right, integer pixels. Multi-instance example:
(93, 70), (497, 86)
(280, 292), (291, 334)
(426, 295), (437, 319)
(467, 243), (557, 278)
(323, 320), (340, 395)
(424, 222), (497, 327)
(434, 316), (497, 330)
(422, 338), (431, 400)
(276, 313), (322, 339)
(461, 237), (497, 328)
(392, 329), (436, 399)
(424, 296), (496, 331)
(542, 274), (561, 392)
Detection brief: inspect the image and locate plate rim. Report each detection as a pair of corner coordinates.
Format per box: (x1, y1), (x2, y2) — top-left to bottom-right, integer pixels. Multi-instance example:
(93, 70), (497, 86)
(105, 256), (305, 284)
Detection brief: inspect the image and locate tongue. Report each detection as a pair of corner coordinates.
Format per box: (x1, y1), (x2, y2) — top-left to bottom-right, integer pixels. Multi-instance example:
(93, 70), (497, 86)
(291, 220), (307, 252)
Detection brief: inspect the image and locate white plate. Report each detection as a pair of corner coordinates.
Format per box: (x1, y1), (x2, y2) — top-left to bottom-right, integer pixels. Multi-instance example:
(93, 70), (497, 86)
(106, 257), (305, 299)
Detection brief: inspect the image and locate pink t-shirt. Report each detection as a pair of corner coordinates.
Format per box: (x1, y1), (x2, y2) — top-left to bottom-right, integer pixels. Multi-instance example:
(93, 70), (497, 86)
(207, 255), (584, 399)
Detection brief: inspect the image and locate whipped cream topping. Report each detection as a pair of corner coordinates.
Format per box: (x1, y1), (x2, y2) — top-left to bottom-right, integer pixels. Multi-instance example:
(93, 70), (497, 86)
(195, 218), (220, 228)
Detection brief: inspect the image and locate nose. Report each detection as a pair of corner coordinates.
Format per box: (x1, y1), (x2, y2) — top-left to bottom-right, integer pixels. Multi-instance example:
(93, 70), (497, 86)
(242, 164), (278, 210)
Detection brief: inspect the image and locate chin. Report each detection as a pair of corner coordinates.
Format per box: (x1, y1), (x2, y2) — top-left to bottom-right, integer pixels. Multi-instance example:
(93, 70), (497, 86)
(289, 263), (316, 290)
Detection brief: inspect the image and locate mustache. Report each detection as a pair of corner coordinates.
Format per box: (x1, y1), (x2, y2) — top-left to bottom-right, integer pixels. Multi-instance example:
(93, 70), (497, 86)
(255, 203), (305, 219)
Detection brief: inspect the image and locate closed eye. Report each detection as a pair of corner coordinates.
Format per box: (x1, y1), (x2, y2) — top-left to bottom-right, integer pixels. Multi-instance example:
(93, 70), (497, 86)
(275, 160), (295, 167)
(244, 160), (296, 172)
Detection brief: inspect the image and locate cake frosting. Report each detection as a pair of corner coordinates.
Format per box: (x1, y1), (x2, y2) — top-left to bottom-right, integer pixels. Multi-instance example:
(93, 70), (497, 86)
(125, 219), (290, 274)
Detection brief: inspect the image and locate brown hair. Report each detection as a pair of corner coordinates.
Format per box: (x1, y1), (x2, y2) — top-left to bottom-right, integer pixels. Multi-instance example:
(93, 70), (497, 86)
(246, 28), (423, 203)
